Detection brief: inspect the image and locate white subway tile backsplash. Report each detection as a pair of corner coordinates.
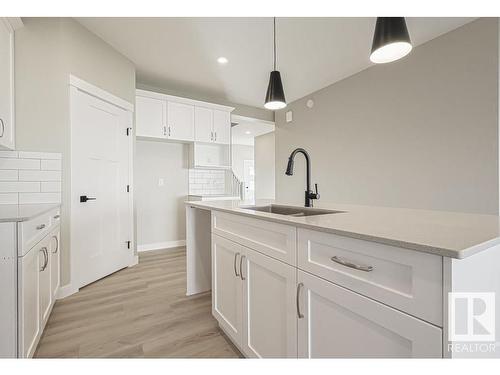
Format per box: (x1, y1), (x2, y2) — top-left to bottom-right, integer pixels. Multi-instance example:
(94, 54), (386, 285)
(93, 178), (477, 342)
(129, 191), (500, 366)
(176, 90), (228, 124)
(0, 170), (18, 181)
(0, 193), (18, 204)
(0, 158), (40, 170)
(0, 181), (40, 193)
(0, 151), (62, 204)
(188, 168), (226, 195)
(19, 192), (61, 204)
(18, 151), (62, 160)
(0, 151), (18, 158)
(41, 181), (61, 192)
(41, 159), (62, 170)
(19, 170), (61, 182)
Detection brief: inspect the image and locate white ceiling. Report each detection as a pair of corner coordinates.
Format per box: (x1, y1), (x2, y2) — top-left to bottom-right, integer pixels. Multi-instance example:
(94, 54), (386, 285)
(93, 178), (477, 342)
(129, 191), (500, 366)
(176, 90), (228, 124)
(232, 116), (275, 146)
(76, 17), (476, 109)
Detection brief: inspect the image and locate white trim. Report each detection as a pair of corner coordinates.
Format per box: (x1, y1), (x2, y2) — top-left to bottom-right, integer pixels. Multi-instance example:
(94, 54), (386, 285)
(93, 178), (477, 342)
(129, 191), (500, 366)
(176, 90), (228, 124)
(56, 283), (79, 300)
(138, 240), (187, 252)
(136, 89), (234, 112)
(231, 114), (275, 127)
(6, 17), (23, 30)
(70, 75), (134, 112)
(129, 255), (139, 267)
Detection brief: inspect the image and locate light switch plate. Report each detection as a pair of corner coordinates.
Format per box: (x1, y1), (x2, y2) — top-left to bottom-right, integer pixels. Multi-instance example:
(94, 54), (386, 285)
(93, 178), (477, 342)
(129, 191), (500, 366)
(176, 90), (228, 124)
(286, 111), (293, 123)
(158, 178), (164, 186)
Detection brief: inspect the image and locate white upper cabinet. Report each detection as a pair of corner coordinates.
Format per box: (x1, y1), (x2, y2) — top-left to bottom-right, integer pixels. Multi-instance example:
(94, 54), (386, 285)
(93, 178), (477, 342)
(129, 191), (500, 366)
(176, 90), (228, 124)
(194, 106), (213, 143)
(0, 19), (15, 150)
(212, 109), (231, 144)
(135, 90), (233, 145)
(136, 95), (165, 138)
(167, 101), (194, 142)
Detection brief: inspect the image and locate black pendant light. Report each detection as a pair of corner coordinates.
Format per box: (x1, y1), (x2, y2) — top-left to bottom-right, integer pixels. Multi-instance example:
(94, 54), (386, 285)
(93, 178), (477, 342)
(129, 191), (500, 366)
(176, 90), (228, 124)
(264, 17), (286, 110)
(370, 17), (412, 64)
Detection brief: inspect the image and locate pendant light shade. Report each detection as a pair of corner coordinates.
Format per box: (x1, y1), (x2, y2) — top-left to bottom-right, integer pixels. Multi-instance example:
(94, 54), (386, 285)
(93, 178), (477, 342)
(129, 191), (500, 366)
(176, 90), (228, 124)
(370, 17), (412, 64)
(264, 71), (286, 110)
(264, 17), (286, 110)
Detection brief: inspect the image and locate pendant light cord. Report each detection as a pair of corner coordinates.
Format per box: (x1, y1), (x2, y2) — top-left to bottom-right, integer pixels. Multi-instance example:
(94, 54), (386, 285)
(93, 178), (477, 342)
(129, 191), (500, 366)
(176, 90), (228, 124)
(273, 17), (276, 71)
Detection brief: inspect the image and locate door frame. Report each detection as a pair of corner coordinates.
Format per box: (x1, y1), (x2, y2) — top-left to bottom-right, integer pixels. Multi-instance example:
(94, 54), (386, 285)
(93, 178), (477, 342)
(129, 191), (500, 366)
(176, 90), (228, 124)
(69, 75), (136, 294)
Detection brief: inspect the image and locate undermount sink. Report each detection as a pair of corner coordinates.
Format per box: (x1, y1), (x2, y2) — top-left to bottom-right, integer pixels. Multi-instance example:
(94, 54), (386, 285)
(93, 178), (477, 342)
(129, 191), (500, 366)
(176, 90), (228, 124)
(241, 204), (344, 217)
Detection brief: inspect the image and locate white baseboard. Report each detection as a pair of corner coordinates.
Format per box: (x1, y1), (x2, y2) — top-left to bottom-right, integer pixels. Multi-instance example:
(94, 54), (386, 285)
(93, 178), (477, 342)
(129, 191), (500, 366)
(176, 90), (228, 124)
(56, 283), (79, 300)
(137, 240), (186, 252)
(129, 255), (139, 267)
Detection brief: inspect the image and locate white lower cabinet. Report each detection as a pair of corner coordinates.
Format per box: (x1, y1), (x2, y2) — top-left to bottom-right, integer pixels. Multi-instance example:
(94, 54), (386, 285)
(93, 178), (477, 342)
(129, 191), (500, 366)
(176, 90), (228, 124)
(212, 235), (243, 345)
(297, 270), (442, 358)
(18, 241), (40, 358)
(212, 234), (298, 358)
(18, 216), (60, 358)
(38, 236), (52, 326)
(241, 247), (297, 358)
(211, 213), (444, 358)
(49, 229), (60, 301)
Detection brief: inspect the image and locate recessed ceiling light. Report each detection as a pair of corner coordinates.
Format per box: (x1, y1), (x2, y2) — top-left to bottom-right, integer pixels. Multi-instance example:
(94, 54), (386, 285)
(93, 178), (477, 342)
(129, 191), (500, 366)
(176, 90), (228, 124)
(217, 56), (228, 64)
(245, 131), (251, 135)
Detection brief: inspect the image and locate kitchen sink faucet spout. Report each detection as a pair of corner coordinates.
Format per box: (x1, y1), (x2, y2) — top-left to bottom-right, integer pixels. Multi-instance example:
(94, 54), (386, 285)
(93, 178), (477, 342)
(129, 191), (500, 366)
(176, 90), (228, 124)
(285, 148), (320, 207)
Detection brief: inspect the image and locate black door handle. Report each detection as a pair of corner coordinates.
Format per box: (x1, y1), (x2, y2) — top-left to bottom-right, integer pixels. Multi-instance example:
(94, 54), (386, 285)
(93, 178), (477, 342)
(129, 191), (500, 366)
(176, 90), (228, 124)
(80, 195), (97, 203)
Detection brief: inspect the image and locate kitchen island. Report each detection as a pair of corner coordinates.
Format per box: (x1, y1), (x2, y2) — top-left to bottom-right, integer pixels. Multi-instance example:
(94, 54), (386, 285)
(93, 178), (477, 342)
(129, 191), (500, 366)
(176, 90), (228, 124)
(185, 200), (500, 358)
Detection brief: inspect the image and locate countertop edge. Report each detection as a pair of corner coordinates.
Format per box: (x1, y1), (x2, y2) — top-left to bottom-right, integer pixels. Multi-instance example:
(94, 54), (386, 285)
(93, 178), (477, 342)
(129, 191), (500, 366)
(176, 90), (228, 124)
(185, 201), (498, 259)
(0, 203), (61, 223)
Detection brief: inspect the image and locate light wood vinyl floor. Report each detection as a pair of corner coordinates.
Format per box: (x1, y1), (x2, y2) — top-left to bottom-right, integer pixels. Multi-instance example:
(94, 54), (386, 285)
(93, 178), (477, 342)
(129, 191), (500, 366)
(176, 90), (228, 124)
(34, 248), (242, 358)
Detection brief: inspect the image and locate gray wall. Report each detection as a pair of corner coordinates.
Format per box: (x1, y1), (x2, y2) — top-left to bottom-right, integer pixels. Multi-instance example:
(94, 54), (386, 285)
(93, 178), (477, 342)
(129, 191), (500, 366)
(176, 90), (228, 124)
(255, 132), (276, 199)
(135, 141), (189, 247)
(15, 18), (136, 286)
(136, 82), (274, 122)
(232, 144), (254, 181)
(275, 18), (499, 214)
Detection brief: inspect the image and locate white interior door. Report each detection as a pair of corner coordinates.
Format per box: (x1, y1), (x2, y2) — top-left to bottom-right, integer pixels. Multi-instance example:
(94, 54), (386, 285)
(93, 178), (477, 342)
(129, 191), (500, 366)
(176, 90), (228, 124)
(71, 86), (133, 289)
(243, 159), (255, 201)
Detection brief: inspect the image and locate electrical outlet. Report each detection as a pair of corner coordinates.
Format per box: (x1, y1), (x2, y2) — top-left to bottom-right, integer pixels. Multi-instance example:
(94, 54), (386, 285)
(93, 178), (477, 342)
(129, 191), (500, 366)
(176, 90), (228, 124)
(158, 178), (164, 186)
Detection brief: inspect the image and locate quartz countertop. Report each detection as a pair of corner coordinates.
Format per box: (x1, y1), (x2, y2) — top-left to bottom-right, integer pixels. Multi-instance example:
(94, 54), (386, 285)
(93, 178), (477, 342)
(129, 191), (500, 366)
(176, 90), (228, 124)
(185, 199), (500, 259)
(0, 203), (61, 223)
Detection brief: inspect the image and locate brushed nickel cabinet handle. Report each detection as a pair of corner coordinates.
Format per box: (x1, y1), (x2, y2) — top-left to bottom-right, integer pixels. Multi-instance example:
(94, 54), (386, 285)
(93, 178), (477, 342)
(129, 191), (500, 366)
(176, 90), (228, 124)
(40, 247), (48, 271)
(331, 256), (373, 272)
(52, 235), (59, 254)
(163, 126), (166, 136)
(53, 214), (60, 219)
(36, 224), (46, 230)
(214, 131), (217, 142)
(296, 283), (304, 319)
(168, 126), (171, 137)
(210, 131), (213, 141)
(239, 255), (246, 280)
(233, 252), (240, 277)
(0, 118), (4, 137)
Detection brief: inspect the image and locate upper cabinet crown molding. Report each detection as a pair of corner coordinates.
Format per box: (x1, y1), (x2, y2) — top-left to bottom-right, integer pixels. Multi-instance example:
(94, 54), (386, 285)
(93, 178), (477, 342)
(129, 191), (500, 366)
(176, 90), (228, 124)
(136, 89), (235, 113)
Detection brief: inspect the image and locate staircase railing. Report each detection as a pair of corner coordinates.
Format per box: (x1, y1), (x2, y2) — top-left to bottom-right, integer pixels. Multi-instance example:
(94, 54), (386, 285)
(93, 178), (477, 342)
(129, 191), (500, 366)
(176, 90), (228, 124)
(227, 169), (244, 200)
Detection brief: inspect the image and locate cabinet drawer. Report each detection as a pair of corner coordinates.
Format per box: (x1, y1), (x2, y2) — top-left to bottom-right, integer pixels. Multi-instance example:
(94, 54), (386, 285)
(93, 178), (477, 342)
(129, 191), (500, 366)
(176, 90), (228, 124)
(18, 208), (60, 256)
(298, 228), (442, 326)
(212, 212), (296, 266)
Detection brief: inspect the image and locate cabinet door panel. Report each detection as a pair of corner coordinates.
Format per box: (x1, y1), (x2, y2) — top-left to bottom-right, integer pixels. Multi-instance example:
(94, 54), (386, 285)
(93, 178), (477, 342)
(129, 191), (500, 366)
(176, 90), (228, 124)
(135, 96), (165, 138)
(242, 249), (297, 358)
(297, 271), (442, 358)
(194, 106), (213, 143)
(212, 234), (243, 346)
(0, 19), (14, 150)
(212, 110), (230, 144)
(19, 247), (40, 358)
(167, 101), (194, 141)
(38, 240), (51, 326)
(50, 229), (60, 300)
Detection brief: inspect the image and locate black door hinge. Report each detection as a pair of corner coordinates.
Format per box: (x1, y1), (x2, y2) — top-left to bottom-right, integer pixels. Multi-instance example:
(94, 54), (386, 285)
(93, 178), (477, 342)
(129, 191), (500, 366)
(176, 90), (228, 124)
(126, 241), (131, 249)
(126, 127), (132, 136)
(126, 185), (130, 192)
